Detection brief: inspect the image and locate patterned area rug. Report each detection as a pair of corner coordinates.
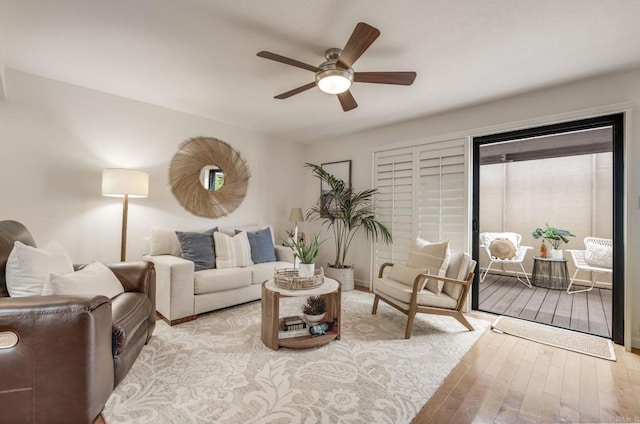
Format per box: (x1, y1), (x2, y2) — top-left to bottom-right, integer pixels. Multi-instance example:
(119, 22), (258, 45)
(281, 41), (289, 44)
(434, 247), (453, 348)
(492, 316), (616, 361)
(103, 290), (488, 423)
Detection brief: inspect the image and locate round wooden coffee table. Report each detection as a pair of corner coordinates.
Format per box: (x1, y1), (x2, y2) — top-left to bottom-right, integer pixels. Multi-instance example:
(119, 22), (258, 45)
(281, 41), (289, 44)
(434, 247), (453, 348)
(261, 278), (341, 351)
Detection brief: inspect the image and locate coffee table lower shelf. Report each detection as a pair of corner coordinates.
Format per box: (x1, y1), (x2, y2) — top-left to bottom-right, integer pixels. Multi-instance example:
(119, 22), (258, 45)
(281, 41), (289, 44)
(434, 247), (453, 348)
(261, 278), (341, 351)
(278, 329), (338, 349)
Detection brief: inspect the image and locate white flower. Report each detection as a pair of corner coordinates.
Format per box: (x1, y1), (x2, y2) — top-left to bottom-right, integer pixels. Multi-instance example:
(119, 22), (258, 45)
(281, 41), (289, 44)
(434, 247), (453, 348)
(325, 388), (360, 412)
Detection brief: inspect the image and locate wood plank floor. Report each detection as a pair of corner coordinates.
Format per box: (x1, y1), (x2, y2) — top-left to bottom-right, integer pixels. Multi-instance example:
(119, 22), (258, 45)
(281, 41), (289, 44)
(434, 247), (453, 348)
(414, 313), (640, 424)
(479, 273), (612, 338)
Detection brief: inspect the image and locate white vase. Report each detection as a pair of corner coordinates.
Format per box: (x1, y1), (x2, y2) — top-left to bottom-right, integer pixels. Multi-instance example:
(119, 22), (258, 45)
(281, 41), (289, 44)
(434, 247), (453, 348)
(304, 312), (325, 325)
(325, 265), (354, 291)
(550, 249), (563, 259)
(298, 263), (315, 278)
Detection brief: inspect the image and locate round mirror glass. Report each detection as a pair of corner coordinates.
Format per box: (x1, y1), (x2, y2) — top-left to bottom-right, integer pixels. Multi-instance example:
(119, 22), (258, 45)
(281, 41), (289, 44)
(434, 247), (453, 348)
(200, 165), (225, 191)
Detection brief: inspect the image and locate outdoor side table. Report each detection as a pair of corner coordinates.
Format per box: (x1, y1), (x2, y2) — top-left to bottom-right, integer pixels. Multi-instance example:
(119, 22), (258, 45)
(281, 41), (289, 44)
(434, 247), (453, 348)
(531, 256), (569, 290)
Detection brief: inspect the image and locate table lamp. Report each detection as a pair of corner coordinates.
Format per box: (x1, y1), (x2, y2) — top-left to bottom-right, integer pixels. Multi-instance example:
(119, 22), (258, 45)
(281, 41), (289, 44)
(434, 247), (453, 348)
(288, 207), (304, 243)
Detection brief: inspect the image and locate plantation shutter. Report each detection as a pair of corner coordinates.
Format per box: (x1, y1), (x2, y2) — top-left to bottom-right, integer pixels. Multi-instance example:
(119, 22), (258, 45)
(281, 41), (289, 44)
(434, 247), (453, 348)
(373, 147), (414, 274)
(417, 139), (467, 252)
(373, 138), (468, 282)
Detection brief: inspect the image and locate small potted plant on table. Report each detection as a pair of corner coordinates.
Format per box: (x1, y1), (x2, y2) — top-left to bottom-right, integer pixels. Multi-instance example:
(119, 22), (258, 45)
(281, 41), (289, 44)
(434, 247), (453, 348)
(532, 223), (575, 259)
(302, 295), (327, 325)
(284, 233), (323, 277)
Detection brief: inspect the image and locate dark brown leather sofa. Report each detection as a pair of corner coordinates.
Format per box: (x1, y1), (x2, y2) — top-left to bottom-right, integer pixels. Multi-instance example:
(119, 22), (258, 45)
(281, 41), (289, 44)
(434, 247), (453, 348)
(0, 220), (156, 424)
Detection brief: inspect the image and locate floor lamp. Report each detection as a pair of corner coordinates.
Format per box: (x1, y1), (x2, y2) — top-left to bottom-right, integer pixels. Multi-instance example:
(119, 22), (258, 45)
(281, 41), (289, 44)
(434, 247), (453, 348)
(102, 169), (149, 261)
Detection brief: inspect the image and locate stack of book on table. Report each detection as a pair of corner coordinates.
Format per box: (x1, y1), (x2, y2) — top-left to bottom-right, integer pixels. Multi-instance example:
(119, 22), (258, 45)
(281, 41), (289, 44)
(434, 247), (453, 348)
(279, 316), (309, 339)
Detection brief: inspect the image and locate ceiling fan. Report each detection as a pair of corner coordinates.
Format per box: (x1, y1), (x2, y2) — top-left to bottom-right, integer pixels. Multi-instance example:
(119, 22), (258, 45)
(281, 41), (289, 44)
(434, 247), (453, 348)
(257, 22), (417, 112)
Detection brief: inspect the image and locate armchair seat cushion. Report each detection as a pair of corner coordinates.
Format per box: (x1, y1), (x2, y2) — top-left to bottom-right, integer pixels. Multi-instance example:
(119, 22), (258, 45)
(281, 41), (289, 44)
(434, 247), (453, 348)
(111, 292), (152, 355)
(194, 268), (251, 294)
(375, 277), (458, 309)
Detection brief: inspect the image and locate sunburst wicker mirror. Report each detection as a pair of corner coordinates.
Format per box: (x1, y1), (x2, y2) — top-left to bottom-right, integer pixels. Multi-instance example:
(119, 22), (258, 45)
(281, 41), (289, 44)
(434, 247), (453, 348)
(169, 137), (250, 218)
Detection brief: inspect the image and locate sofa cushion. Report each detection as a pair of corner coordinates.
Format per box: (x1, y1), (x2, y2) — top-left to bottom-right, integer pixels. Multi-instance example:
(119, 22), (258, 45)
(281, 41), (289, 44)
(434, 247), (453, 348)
(111, 292), (152, 355)
(6, 240), (74, 297)
(407, 239), (449, 294)
(443, 252), (473, 300)
(242, 227), (277, 264)
(489, 238), (516, 259)
(375, 277), (457, 309)
(176, 228), (217, 271)
(246, 261), (293, 285)
(585, 243), (613, 268)
(214, 231), (253, 269)
(388, 263), (428, 289)
(45, 261), (125, 299)
(194, 268), (252, 294)
(149, 227), (182, 256)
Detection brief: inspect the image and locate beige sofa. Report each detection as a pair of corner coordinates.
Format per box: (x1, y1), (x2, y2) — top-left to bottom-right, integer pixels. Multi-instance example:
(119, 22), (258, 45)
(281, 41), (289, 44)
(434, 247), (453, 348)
(143, 225), (294, 325)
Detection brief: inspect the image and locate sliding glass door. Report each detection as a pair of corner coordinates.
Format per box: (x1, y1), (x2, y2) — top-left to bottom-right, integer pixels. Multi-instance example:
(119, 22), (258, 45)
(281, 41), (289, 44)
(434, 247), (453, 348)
(472, 114), (624, 343)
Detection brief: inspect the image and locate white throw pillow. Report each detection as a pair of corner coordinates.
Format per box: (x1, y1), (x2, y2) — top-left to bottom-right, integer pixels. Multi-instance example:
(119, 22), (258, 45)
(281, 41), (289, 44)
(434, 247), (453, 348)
(584, 243), (613, 269)
(214, 231), (254, 269)
(407, 239), (449, 294)
(388, 263), (428, 289)
(45, 261), (125, 299)
(6, 240), (74, 297)
(149, 227), (182, 256)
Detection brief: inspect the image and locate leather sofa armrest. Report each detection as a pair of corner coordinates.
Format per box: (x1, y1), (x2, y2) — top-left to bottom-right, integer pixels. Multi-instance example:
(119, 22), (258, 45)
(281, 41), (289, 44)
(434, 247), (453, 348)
(0, 295), (114, 423)
(107, 261), (156, 341)
(106, 261), (154, 294)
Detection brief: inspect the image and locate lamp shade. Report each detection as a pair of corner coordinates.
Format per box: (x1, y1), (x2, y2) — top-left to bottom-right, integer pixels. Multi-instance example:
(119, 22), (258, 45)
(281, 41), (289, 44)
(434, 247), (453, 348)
(288, 207), (304, 222)
(102, 169), (149, 198)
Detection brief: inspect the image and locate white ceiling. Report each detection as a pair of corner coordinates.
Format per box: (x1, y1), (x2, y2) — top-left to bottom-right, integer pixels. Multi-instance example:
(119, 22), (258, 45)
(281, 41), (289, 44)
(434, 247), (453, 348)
(1, 0), (640, 143)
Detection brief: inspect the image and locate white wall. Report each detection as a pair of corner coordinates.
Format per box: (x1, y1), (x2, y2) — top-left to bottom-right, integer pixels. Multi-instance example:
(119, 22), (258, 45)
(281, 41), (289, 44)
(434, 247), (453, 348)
(0, 70), (305, 263)
(304, 67), (640, 347)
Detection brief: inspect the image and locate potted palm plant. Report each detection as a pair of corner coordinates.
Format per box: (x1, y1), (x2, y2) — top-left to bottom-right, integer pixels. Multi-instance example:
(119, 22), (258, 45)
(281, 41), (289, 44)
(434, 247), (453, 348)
(532, 223), (575, 259)
(284, 233), (323, 277)
(305, 163), (392, 290)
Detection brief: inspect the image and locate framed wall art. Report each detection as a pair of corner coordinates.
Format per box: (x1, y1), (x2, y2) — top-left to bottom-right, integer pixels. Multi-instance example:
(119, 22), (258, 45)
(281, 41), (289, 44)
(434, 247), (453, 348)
(320, 160), (351, 195)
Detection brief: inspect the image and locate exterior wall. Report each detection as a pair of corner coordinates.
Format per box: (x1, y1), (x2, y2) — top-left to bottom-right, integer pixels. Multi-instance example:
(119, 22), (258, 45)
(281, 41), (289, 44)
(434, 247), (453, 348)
(479, 153), (613, 285)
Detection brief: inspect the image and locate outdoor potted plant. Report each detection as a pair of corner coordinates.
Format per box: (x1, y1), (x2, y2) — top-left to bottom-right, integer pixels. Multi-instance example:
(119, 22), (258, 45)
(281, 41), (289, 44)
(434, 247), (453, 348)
(305, 163), (392, 290)
(302, 295), (327, 325)
(284, 233), (323, 277)
(532, 223), (575, 259)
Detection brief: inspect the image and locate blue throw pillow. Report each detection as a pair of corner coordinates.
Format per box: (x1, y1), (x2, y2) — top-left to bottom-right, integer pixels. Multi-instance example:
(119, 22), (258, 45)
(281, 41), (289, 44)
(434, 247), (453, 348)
(240, 227), (276, 264)
(175, 228), (217, 271)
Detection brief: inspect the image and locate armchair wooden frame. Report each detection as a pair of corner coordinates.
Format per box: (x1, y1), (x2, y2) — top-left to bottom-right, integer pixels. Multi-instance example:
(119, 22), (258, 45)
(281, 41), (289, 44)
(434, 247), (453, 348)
(372, 262), (475, 339)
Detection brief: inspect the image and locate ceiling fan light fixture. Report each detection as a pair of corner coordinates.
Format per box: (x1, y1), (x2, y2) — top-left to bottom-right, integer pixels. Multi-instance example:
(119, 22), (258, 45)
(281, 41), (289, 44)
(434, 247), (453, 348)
(316, 68), (353, 94)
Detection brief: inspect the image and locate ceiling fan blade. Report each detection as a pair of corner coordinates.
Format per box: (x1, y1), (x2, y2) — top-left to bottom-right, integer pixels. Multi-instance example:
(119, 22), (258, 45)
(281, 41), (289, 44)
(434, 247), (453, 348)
(337, 22), (380, 68)
(337, 90), (358, 112)
(257, 51), (318, 72)
(274, 82), (317, 99)
(354, 71), (417, 85)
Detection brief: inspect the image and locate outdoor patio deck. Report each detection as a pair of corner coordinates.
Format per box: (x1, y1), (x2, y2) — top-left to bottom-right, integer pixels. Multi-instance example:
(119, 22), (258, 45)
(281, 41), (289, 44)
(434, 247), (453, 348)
(478, 273), (612, 338)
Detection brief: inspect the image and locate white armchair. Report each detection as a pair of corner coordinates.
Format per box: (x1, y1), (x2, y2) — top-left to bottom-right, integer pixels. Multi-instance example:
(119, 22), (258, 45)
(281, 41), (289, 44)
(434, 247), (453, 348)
(479, 232), (532, 288)
(566, 237), (613, 294)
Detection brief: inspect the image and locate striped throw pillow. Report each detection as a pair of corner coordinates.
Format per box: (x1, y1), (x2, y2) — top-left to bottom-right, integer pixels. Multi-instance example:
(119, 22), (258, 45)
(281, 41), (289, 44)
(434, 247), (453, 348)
(214, 231), (254, 269)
